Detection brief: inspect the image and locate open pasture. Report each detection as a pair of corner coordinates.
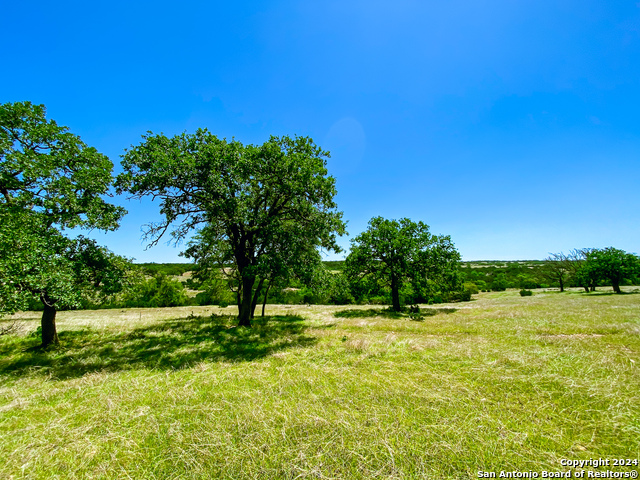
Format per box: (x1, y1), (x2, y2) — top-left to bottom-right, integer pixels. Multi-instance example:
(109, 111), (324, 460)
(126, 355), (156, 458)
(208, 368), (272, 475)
(1, 289), (639, 479)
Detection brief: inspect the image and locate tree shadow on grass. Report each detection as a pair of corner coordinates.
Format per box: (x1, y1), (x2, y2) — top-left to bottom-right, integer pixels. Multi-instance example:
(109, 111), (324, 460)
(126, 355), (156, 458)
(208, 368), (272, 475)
(333, 307), (457, 320)
(0, 314), (317, 380)
(566, 289), (640, 296)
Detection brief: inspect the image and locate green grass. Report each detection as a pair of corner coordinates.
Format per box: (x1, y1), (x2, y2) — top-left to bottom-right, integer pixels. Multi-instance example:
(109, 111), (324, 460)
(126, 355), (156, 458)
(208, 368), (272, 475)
(1, 289), (639, 479)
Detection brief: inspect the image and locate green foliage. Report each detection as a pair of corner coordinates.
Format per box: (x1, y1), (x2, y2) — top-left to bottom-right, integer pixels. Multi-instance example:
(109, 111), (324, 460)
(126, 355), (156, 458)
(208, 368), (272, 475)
(118, 131), (345, 326)
(463, 282), (479, 295)
(120, 274), (189, 308)
(0, 102), (126, 346)
(0, 212), (130, 310)
(455, 289), (473, 302)
(581, 247), (640, 294)
(322, 260), (345, 272)
(520, 289), (533, 296)
(346, 217), (462, 311)
(0, 102), (125, 230)
(490, 273), (509, 291)
(138, 263), (193, 277)
(299, 267), (354, 305)
(460, 261), (552, 291)
(407, 304), (423, 320)
(193, 273), (236, 306)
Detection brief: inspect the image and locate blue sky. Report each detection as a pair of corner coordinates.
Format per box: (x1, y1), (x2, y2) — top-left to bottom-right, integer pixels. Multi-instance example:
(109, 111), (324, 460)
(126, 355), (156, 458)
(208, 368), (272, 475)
(2, 1), (639, 262)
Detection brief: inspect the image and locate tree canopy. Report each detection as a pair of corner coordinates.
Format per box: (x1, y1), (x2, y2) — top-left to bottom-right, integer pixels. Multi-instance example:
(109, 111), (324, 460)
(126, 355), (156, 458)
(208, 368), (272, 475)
(581, 247), (640, 294)
(0, 101), (126, 347)
(118, 130), (345, 326)
(346, 217), (461, 311)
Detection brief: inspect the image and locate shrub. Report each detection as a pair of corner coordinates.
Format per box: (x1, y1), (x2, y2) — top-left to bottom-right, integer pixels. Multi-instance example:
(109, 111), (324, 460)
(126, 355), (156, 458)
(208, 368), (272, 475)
(491, 274), (509, 291)
(463, 282), (480, 295)
(518, 277), (539, 289)
(459, 289), (472, 301)
(120, 274), (189, 308)
(407, 304), (422, 320)
(368, 295), (389, 305)
(520, 289), (533, 297)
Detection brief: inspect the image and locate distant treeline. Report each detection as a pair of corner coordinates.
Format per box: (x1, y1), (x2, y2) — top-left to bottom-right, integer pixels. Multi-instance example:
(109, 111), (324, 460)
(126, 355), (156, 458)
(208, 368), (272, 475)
(23, 257), (637, 313)
(137, 261), (346, 276)
(137, 263), (194, 277)
(460, 261), (549, 291)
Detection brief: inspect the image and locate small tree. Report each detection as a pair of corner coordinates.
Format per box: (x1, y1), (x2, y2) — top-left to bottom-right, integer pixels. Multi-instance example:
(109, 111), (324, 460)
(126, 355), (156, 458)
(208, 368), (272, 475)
(543, 252), (572, 292)
(566, 248), (594, 292)
(346, 217), (461, 312)
(118, 131), (345, 327)
(0, 102), (126, 347)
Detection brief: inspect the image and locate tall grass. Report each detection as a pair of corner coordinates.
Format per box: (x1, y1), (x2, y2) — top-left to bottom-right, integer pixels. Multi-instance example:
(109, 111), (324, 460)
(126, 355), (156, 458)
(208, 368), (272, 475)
(1, 289), (638, 479)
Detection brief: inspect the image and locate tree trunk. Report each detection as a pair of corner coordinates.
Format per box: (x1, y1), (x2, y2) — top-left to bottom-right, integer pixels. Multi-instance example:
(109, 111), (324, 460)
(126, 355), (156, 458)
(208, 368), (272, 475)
(559, 277), (564, 292)
(236, 281), (242, 311)
(262, 281), (272, 317)
(237, 275), (255, 327)
(390, 272), (401, 312)
(41, 301), (59, 348)
(250, 278), (265, 319)
(612, 279), (622, 294)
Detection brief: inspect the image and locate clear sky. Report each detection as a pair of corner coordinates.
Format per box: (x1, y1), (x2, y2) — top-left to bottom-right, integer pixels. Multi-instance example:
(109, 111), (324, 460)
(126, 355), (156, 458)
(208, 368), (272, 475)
(2, 1), (639, 262)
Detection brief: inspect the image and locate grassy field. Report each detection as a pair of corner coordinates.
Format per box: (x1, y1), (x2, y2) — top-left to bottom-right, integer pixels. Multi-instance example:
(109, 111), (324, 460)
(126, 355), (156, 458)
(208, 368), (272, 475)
(1, 289), (639, 479)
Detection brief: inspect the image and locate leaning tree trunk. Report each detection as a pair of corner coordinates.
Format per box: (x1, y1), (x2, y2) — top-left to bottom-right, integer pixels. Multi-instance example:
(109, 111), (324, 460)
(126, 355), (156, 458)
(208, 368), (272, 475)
(250, 278), (265, 319)
(40, 298), (59, 348)
(262, 281), (272, 317)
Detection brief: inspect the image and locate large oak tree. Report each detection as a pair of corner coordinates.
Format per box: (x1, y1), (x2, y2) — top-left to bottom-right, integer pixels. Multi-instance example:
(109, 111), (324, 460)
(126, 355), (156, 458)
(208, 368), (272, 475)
(0, 101), (126, 347)
(117, 130), (345, 327)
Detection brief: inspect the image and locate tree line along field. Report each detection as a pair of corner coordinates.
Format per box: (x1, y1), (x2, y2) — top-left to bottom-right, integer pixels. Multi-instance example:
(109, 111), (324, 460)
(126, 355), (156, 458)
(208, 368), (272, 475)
(1, 288), (638, 479)
(3, 102), (639, 347)
(14, 258), (638, 317)
(93, 259), (639, 309)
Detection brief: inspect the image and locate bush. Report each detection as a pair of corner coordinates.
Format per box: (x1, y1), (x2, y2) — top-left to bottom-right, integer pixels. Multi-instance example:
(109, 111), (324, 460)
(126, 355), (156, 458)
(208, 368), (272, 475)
(519, 289), (533, 297)
(407, 304), (422, 320)
(518, 276), (539, 289)
(459, 289), (472, 301)
(282, 289), (305, 305)
(120, 274), (189, 308)
(463, 282), (479, 295)
(491, 274), (509, 291)
(368, 295), (389, 305)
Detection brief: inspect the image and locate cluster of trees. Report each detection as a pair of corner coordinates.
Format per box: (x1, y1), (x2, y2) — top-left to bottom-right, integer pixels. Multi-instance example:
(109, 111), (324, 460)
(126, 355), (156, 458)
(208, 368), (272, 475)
(2, 101), (466, 348)
(543, 248), (640, 294)
(3, 101), (637, 348)
(460, 249), (640, 294)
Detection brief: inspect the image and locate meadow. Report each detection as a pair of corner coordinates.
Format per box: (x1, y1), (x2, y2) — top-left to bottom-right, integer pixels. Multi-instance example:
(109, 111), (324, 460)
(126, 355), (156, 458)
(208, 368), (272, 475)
(1, 288), (639, 479)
